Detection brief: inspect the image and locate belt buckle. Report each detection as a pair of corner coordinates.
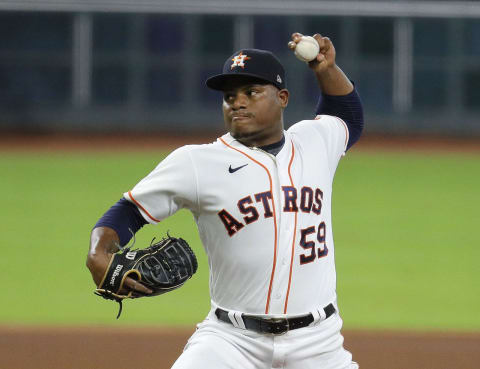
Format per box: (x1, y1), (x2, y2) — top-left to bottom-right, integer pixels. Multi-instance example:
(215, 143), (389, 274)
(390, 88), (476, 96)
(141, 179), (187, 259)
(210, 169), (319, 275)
(264, 317), (289, 335)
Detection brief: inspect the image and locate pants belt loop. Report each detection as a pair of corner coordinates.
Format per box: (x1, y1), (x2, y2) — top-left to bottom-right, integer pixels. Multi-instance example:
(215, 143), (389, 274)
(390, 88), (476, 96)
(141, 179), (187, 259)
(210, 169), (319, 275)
(227, 310), (246, 330)
(318, 307), (327, 321)
(311, 309), (321, 324)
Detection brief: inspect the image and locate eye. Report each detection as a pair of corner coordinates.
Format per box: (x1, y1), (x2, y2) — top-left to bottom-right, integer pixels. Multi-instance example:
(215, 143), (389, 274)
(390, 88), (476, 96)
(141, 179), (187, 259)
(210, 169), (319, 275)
(247, 89), (258, 96)
(224, 93), (234, 102)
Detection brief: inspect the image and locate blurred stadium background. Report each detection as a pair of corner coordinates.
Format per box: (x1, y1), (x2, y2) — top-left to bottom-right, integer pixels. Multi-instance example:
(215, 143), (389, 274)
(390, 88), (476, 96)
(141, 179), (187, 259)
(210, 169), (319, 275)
(0, 0), (479, 136)
(1, 2), (479, 369)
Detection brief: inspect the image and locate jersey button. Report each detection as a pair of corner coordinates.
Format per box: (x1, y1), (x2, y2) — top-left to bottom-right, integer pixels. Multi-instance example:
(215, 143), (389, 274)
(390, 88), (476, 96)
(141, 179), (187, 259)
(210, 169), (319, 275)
(275, 293), (282, 299)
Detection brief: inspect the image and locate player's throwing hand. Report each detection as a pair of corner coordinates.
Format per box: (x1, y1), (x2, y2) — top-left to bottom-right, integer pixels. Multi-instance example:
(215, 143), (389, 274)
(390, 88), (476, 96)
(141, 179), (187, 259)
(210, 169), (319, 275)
(288, 33), (336, 73)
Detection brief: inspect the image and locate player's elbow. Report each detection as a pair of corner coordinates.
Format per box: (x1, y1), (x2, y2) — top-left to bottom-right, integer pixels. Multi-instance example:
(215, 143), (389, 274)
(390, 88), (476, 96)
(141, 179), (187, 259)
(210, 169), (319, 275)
(85, 251), (96, 272)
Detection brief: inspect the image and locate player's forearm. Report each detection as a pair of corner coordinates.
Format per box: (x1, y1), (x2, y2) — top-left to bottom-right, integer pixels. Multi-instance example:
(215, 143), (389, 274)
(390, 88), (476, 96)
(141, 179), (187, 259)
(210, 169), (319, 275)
(86, 226), (120, 285)
(315, 64), (353, 96)
(89, 226), (120, 255)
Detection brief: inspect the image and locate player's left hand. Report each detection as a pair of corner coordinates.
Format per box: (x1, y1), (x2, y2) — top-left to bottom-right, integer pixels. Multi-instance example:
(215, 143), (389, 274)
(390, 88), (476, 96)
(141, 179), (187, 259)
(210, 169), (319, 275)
(288, 33), (336, 74)
(94, 234), (198, 318)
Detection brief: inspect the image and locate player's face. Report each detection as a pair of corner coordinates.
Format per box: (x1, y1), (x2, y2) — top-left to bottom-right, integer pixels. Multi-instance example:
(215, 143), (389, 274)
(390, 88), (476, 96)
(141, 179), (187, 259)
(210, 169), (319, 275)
(222, 80), (289, 147)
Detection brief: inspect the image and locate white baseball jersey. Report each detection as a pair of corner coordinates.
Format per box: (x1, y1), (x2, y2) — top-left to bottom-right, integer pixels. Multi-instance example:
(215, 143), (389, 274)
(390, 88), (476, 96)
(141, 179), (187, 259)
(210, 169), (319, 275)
(124, 115), (348, 316)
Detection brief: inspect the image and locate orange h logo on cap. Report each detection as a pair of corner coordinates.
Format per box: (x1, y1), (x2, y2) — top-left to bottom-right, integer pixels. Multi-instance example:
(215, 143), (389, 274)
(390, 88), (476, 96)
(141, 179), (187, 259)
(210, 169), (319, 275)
(231, 52), (251, 69)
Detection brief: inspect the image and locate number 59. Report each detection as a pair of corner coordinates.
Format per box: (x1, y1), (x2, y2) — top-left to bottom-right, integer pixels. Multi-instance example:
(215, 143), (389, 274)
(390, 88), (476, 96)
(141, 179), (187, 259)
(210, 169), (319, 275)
(299, 221), (328, 264)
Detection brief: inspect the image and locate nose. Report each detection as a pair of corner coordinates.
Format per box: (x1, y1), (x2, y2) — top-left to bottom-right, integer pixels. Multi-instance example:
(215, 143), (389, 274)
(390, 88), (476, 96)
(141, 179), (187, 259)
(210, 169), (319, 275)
(231, 93), (248, 110)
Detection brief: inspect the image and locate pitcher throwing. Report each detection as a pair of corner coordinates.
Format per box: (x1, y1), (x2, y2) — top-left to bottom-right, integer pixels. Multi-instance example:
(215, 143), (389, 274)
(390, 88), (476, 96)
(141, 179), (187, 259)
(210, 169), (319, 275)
(87, 32), (364, 369)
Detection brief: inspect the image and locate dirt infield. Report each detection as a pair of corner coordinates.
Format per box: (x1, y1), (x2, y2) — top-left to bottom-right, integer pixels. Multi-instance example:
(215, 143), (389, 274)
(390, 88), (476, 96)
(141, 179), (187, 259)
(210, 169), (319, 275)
(1, 325), (479, 369)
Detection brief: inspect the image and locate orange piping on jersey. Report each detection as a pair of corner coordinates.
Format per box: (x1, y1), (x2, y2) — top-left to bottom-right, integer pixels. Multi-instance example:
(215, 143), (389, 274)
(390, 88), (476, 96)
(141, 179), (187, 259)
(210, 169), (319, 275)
(333, 117), (349, 149)
(127, 191), (162, 223)
(283, 141), (297, 313)
(219, 137), (278, 314)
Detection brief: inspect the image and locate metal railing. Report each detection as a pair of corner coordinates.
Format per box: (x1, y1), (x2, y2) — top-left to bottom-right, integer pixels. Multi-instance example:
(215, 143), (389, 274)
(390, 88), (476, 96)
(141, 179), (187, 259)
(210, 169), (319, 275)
(1, 1), (480, 18)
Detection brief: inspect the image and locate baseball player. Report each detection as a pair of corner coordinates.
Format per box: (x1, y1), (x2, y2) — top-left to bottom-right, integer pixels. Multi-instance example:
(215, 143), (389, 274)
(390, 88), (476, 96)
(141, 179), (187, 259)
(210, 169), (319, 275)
(87, 33), (364, 369)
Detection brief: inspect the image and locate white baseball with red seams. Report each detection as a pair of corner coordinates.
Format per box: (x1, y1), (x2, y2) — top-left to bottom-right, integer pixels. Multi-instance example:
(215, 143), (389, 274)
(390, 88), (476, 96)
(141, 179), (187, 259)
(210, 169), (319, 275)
(294, 36), (320, 62)
(125, 116), (357, 369)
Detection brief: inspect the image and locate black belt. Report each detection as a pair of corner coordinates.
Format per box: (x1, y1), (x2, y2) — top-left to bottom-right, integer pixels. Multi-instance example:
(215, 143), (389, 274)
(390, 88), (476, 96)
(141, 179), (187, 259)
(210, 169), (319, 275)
(214, 303), (335, 335)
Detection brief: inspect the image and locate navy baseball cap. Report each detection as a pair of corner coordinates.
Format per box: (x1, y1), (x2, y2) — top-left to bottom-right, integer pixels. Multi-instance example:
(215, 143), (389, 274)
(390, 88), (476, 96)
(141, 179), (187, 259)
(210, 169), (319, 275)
(206, 49), (286, 91)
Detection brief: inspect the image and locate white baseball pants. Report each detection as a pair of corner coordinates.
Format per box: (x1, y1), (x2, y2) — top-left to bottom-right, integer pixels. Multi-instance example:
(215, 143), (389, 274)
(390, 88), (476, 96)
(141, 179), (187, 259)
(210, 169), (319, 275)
(171, 309), (359, 369)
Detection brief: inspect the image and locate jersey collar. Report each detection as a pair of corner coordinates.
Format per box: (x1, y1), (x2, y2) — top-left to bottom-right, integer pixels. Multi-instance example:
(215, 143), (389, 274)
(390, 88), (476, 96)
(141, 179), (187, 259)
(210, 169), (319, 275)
(219, 131), (291, 153)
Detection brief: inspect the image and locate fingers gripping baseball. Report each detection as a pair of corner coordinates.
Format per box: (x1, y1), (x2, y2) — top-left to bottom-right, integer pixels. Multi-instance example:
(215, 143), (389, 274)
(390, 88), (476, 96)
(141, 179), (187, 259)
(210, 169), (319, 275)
(288, 32), (336, 72)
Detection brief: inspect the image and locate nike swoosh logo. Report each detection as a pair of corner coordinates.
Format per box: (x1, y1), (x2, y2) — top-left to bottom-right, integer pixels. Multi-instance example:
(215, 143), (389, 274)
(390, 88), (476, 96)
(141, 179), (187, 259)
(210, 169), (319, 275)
(228, 164), (248, 173)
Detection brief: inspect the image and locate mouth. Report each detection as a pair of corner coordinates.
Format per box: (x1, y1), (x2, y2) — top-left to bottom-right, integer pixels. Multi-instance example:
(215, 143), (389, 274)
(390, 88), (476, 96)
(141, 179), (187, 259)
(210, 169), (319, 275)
(231, 112), (253, 122)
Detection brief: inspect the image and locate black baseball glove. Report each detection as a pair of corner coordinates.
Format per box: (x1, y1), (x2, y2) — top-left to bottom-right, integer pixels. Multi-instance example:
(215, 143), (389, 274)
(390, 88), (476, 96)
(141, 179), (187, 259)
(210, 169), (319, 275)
(94, 234), (198, 318)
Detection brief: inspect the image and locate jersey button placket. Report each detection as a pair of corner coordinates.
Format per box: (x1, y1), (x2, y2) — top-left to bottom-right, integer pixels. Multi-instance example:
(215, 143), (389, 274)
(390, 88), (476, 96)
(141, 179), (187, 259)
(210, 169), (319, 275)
(278, 163), (297, 314)
(266, 150), (283, 312)
(271, 161), (295, 312)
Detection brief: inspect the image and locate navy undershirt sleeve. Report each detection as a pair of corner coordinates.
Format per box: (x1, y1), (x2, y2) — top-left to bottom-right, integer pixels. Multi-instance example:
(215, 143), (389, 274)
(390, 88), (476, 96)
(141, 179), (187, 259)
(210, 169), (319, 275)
(315, 87), (364, 150)
(94, 198), (148, 247)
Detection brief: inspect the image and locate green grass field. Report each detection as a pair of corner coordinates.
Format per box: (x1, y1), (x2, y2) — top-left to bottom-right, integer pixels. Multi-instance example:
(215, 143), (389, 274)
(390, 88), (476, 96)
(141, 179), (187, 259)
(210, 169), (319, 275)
(1, 148), (479, 331)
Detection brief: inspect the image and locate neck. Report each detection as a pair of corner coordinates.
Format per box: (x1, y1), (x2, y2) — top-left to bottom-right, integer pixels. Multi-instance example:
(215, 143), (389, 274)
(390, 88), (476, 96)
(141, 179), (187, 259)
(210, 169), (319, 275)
(237, 132), (283, 148)
(234, 124), (284, 148)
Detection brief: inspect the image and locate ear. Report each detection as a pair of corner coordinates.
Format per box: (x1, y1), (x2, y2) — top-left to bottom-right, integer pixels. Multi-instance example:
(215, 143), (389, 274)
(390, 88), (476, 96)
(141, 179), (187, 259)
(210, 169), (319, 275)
(277, 89), (289, 108)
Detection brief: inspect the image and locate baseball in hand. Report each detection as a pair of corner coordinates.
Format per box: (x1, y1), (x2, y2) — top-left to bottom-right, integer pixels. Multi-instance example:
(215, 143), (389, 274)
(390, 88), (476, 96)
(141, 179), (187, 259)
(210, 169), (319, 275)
(294, 36), (320, 62)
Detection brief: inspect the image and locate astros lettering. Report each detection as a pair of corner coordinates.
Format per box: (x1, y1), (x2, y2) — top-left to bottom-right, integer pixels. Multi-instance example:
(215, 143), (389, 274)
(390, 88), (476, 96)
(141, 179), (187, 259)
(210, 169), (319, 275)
(218, 186), (323, 236)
